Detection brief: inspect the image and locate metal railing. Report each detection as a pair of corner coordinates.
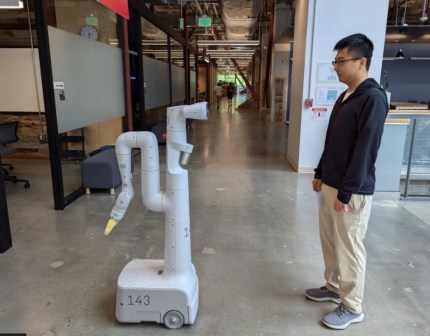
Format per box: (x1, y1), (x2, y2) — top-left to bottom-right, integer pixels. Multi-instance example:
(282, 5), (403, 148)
(402, 118), (430, 199)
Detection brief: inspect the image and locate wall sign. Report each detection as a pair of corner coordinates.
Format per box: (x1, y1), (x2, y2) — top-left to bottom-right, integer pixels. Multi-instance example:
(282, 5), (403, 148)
(311, 107), (329, 120)
(97, 0), (129, 19)
(315, 85), (345, 106)
(317, 63), (338, 83)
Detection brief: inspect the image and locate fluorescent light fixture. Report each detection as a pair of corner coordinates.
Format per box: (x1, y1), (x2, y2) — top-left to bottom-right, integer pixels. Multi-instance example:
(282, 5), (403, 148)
(206, 54), (254, 58)
(410, 57), (430, 60)
(198, 40), (260, 46)
(141, 53), (184, 58)
(212, 56), (253, 60)
(214, 57), (252, 59)
(205, 50), (255, 55)
(218, 64), (249, 68)
(141, 40), (170, 46)
(142, 49), (183, 53)
(207, 55), (254, 58)
(0, 0), (23, 8)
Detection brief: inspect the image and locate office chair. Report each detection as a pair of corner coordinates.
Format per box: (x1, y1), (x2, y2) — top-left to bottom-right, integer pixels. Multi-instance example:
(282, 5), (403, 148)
(0, 121), (30, 188)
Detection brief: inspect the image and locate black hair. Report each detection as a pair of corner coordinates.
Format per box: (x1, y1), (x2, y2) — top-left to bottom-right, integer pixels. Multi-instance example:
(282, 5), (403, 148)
(334, 33), (374, 70)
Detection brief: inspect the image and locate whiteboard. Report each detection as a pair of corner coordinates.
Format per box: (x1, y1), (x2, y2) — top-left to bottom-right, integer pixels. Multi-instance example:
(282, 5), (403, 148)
(0, 48), (44, 112)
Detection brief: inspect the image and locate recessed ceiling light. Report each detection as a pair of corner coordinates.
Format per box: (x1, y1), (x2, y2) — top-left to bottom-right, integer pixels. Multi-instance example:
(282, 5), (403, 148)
(0, 0), (23, 9)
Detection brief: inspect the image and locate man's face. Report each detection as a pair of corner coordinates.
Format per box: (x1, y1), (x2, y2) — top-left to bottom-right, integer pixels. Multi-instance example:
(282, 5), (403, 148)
(333, 48), (364, 85)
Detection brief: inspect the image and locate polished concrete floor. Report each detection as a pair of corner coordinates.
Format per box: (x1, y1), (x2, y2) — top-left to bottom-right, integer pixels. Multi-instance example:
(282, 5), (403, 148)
(1, 97), (430, 336)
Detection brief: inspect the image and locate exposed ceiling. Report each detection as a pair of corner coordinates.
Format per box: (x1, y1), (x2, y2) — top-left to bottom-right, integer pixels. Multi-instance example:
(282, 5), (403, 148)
(0, 0), (36, 47)
(386, 0), (430, 42)
(0, 1), (429, 49)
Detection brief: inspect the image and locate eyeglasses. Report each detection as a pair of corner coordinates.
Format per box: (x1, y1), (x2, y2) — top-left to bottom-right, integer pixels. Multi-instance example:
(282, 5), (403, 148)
(331, 57), (362, 66)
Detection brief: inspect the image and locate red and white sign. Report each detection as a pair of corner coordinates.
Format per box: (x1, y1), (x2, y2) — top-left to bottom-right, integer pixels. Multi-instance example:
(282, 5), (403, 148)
(312, 108), (328, 113)
(97, 0), (129, 19)
(311, 107), (329, 119)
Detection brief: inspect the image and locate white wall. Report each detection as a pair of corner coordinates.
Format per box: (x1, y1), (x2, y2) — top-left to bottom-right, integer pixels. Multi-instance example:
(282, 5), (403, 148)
(287, 0), (389, 172)
(287, 0), (311, 171)
(0, 49), (44, 112)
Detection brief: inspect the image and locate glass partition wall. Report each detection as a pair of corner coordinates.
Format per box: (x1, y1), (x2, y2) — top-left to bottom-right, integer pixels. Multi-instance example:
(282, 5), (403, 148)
(35, 0), (126, 209)
(54, 1), (124, 200)
(34, 1), (197, 209)
(130, 2), (195, 132)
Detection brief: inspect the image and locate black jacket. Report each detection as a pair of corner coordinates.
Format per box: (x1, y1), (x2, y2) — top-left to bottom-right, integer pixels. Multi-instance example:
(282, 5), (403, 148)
(314, 78), (388, 204)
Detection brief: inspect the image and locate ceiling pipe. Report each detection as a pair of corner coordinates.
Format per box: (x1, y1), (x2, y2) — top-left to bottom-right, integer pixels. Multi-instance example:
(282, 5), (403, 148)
(193, 0), (203, 16)
(420, 0), (428, 23)
(402, 0), (408, 25)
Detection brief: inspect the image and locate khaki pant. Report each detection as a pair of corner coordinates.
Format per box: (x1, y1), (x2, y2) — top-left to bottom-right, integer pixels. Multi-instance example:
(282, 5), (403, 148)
(319, 184), (372, 314)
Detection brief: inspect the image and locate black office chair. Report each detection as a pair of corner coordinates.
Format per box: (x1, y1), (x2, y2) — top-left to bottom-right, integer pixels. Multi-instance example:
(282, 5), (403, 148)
(0, 121), (30, 188)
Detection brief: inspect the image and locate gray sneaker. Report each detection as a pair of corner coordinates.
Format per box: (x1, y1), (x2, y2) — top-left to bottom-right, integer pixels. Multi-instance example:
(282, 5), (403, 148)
(305, 286), (341, 304)
(322, 303), (364, 330)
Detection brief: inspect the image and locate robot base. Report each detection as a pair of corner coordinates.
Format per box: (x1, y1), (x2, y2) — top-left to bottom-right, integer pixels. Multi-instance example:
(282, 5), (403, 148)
(116, 259), (199, 329)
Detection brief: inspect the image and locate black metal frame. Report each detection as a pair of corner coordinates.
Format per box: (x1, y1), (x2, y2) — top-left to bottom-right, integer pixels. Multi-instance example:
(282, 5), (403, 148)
(34, 0), (68, 210)
(0, 156), (12, 253)
(129, 0), (195, 112)
(168, 36), (173, 106)
(33, 1), (195, 209)
(129, 7), (147, 129)
(117, 14), (132, 132)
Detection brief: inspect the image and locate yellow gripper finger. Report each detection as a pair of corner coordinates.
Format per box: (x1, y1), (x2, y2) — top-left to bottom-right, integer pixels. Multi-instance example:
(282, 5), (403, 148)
(104, 218), (118, 236)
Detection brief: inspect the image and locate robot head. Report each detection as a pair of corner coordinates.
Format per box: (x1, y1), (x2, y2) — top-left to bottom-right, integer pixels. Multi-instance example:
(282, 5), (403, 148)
(181, 102), (209, 120)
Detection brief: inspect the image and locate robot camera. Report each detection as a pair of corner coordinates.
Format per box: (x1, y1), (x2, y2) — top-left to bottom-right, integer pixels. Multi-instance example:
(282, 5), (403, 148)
(181, 102), (209, 120)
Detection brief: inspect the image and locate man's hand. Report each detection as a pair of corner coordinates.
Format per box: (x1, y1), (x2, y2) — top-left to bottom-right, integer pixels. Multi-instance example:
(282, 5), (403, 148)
(334, 198), (349, 212)
(312, 178), (322, 193)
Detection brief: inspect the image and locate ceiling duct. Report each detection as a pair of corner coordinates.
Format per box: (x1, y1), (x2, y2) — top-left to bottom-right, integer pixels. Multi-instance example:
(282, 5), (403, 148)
(221, 0), (265, 39)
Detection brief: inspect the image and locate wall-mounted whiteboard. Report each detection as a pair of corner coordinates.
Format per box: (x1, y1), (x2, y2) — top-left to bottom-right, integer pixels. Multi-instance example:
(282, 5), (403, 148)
(48, 26), (125, 133)
(0, 49), (45, 112)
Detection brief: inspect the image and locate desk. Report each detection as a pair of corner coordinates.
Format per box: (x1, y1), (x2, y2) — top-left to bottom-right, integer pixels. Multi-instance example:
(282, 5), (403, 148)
(390, 102), (428, 110)
(375, 118), (410, 199)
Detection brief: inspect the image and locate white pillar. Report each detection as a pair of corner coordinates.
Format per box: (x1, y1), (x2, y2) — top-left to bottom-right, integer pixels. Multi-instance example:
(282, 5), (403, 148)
(287, 0), (389, 172)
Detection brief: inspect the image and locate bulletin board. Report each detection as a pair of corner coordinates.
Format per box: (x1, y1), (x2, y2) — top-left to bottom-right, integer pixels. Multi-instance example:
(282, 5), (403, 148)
(316, 63), (338, 83)
(315, 86), (345, 106)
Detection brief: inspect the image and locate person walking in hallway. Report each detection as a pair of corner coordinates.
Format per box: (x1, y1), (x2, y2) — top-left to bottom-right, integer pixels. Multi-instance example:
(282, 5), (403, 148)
(305, 33), (388, 330)
(227, 82), (235, 109)
(214, 82), (223, 110)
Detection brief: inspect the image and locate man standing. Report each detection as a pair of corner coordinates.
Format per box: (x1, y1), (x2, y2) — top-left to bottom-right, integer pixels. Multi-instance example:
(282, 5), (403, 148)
(305, 34), (388, 330)
(214, 82), (223, 110)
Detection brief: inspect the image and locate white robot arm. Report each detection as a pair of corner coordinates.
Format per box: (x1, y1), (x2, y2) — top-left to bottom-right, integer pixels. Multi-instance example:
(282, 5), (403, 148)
(105, 102), (208, 236)
(105, 132), (162, 235)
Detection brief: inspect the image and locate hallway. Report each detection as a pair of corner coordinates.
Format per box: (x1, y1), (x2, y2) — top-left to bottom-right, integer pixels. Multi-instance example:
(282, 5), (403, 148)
(1, 99), (430, 336)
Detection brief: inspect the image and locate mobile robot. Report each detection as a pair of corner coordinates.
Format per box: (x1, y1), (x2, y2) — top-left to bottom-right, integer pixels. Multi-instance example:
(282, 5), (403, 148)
(104, 102), (208, 329)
